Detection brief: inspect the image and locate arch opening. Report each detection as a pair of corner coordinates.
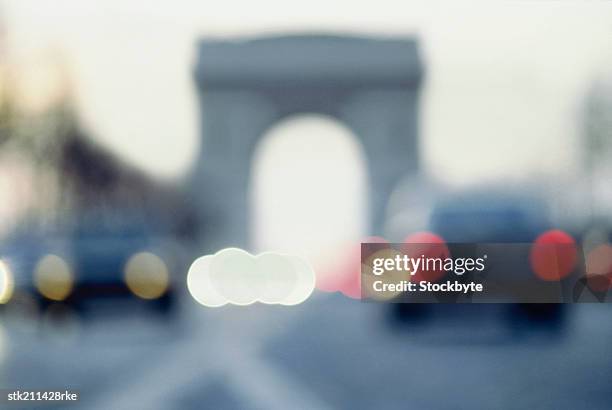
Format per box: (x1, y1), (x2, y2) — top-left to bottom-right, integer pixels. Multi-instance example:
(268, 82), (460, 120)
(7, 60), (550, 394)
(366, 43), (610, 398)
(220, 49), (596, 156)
(249, 114), (369, 286)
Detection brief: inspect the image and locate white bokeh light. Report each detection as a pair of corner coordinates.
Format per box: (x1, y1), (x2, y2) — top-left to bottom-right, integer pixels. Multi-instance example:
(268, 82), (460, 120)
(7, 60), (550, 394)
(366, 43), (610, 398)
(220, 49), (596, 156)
(187, 248), (316, 307)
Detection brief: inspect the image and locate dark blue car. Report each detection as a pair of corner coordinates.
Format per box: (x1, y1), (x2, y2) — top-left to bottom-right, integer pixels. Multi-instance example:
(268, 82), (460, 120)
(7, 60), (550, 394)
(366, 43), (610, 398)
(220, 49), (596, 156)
(0, 213), (177, 315)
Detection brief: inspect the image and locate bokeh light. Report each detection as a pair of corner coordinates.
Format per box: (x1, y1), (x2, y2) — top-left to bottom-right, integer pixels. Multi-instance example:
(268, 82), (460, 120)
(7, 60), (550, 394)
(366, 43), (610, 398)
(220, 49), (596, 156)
(361, 247), (408, 301)
(530, 229), (578, 281)
(320, 236), (388, 299)
(402, 232), (449, 283)
(187, 256), (226, 308)
(0, 260), (15, 304)
(124, 252), (169, 300)
(34, 254), (74, 302)
(187, 248), (315, 307)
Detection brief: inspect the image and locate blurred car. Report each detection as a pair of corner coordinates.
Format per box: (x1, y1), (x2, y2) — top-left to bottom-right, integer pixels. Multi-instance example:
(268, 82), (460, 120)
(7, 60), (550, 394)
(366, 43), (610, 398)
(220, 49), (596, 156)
(0, 212), (178, 315)
(429, 189), (550, 243)
(0, 228), (64, 310)
(67, 214), (177, 314)
(391, 187), (573, 327)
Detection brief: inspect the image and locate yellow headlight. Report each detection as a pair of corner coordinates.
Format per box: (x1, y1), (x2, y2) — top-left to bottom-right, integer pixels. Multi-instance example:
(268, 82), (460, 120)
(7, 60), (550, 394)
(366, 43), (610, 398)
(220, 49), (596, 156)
(0, 260), (15, 304)
(124, 252), (169, 300)
(34, 254), (74, 302)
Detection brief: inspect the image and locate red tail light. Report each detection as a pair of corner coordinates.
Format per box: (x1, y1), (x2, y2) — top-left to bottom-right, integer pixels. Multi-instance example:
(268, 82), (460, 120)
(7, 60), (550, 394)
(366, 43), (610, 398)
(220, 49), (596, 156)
(402, 231), (449, 283)
(317, 236), (388, 299)
(530, 229), (577, 281)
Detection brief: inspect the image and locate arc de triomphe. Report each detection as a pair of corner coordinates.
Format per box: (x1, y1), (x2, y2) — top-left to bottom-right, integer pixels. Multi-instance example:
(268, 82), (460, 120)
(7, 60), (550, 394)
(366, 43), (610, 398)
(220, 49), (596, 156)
(191, 35), (423, 251)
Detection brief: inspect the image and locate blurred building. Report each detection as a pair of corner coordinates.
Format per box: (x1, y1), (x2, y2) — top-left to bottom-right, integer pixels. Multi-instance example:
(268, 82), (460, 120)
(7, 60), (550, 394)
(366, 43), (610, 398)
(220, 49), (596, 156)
(0, 91), (198, 241)
(192, 34), (423, 250)
(58, 127), (199, 240)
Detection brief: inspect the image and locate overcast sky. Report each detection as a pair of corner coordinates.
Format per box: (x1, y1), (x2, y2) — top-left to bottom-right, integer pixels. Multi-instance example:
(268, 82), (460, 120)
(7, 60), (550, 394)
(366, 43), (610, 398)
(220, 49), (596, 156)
(3, 1), (611, 183)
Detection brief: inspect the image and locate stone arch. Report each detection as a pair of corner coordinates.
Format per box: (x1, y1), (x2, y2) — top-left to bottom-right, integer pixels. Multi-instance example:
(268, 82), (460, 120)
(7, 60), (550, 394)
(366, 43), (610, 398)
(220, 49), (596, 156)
(191, 35), (423, 251)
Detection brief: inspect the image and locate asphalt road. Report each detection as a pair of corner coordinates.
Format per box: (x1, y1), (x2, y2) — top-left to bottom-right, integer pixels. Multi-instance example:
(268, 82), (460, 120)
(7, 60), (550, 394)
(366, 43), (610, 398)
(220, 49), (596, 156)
(1, 293), (612, 409)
